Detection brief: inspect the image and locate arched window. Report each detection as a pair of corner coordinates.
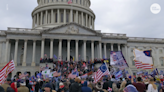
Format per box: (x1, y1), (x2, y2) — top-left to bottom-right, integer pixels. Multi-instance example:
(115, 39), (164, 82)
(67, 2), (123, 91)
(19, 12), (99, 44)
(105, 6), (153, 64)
(131, 56), (135, 66)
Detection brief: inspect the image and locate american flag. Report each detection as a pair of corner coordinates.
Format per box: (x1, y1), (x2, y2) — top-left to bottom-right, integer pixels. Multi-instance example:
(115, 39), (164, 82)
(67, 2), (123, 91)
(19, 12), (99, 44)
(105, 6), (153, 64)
(133, 49), (153, 69)
(0, 60), (15, 84)
(53, 71), (61, 77)
(68, 0), (72, 4)
(134, 60), (153, 69)
(94, 63), (110, 83)
(19, 72), (29, 79)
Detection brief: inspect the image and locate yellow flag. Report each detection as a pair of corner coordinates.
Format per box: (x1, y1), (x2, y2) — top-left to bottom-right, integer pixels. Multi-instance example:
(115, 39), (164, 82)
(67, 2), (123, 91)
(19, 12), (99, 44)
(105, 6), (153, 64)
(73, 57), (74, 61)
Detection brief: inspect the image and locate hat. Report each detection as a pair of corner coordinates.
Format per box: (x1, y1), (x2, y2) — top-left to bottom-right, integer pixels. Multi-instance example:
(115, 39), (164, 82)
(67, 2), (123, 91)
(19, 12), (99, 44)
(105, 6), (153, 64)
(20, 81), (26, 86)
(37, 78), (41, 82)
(59, 82), (64, 86)
(45, 83), (52, 89)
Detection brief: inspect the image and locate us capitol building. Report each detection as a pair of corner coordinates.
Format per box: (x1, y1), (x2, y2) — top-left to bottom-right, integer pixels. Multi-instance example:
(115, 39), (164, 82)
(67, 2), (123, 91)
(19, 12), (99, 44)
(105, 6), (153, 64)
(0, 0), (163, 77)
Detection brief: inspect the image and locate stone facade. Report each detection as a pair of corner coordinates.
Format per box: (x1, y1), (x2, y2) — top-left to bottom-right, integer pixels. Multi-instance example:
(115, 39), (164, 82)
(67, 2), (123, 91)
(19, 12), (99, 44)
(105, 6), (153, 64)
(0, 0), (164, 77)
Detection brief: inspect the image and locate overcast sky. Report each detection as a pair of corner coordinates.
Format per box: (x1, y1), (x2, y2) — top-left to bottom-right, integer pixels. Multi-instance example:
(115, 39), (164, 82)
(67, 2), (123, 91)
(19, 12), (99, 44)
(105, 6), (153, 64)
(0, 0), (163, 38)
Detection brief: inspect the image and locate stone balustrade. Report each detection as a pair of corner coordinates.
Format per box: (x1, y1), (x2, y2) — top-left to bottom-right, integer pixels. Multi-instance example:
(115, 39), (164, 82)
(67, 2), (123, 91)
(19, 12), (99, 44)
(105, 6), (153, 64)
(8, 27), (40, 31)
(102, 33), (127, 38)
(128, 37), (164, 43)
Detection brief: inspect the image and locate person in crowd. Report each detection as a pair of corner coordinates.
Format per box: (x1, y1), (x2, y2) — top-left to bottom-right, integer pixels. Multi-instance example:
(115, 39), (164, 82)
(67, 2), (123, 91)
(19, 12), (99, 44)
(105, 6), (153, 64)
(95, 81), (103, 92)
(42, 78), (52, 91)
(81, 81), (92, 92)
(123, 84), (138, 92)
(0, 86), (5, 92)
(35, 79), (43, 92)
(125, 76), (132, 86)
(44, 83), (56, 92)
(26, 79), (32, 92)
(63, 79), (70, 92)
(154, 78), (162, 92)
(119, 80), (127, 92)
(131, 76), (146, 92)
(18, 81), (29, 92)
(147, 77), (158, 92)
(57, 82), (65, 92)
(69, 77), (82, 92)
(1, 79), (12, 92)
(103, 79), (109, 90)
(10, 82), (18, 92)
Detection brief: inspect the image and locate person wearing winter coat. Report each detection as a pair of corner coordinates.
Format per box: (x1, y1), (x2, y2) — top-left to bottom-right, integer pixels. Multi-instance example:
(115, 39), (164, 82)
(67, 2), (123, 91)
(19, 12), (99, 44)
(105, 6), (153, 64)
(81, 81), (92, 92)
(69, 77), (82, 92)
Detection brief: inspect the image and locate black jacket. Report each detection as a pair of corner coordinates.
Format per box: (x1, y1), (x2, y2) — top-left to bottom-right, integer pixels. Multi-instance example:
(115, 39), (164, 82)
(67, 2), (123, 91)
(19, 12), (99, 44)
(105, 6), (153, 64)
(103, 81), (109, 90)
(69, 82), (81, 92)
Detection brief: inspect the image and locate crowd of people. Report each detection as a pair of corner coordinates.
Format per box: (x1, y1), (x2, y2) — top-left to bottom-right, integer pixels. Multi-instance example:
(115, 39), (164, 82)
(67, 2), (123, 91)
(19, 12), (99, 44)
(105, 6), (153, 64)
(0, 60), (164, 92)
(0, 74), (164, 92)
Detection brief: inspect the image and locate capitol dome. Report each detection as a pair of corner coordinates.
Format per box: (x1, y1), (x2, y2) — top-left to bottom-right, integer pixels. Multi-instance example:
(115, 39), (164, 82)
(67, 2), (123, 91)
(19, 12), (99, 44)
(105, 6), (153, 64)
(32, 0), (95, 29)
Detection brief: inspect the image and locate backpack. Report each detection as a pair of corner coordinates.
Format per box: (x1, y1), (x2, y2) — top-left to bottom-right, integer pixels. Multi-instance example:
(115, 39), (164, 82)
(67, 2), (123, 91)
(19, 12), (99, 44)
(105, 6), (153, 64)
(6, 87), (15, 92)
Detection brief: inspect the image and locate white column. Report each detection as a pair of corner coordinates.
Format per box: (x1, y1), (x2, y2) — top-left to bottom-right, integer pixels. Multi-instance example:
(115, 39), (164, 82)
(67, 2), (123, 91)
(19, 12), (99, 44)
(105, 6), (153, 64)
(92, 17), (94, 29)
(64, 9), (66, 23)
(70, 9), (73, 22)
(67, 40), (70, 61)
(81, 12), (84, 26)
(104, 43), (107, 59)
(45, 10), (48, 24)
(32, 16), (34, 28)
(83, 40), (86, 61)
(14, 40), (18, 66)
(118, 44), (121, 51)
(76, 10), (78, 23)
(89, 15), (91, 28)
(41, 39), (45, 59)
(41, 12), (43, 25)
(34, 15), (36, 27)
(111, 43), (113, 51)
(57, 9), (60, 23)
(50, 39), (53, 59)
(58, 39), (62, 61)
(5, 39), (9, 63)
(51, 9), (54, 24)
(91, 41), (94, 61)
(22, 40), (27, 66)
(31, 40), (36, 66)
(37, 13), (39, 26)
(99, 41), (102, 59)
(75, 40), (78, 61)
(86, 14), (88, 27)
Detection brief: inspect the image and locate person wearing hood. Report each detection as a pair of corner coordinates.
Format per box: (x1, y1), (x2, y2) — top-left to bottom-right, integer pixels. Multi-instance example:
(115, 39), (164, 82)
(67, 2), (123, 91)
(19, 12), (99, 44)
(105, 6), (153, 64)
(11, 82), (18, 92)
(81, 81), (92, 92)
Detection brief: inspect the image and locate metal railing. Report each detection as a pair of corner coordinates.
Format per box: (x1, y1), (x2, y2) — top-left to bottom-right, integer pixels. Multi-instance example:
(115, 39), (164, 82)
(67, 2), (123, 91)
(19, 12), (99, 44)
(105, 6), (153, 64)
(128, 37), (164, 42)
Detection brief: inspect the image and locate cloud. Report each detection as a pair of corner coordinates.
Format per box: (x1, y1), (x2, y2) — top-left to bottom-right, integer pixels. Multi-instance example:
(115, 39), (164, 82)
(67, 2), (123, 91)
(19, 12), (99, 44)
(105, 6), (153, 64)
(0, 0), (164, 38)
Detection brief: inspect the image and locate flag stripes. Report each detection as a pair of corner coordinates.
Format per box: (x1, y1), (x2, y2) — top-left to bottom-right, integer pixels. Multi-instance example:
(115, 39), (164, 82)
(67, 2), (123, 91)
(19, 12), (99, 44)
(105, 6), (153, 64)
(135, 60), (153, 69)
(0, 60), (15, 84)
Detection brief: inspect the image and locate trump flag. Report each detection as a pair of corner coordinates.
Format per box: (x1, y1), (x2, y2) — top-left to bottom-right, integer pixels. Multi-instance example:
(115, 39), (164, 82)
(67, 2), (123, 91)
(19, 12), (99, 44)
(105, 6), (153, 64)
(110, 51), (128, 69)
(133, 49), (153, 69)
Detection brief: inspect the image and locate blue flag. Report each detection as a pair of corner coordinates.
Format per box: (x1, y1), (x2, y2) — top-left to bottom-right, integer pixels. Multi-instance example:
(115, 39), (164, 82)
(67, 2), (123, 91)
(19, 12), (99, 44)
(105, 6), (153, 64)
(54, 55), (58, 59)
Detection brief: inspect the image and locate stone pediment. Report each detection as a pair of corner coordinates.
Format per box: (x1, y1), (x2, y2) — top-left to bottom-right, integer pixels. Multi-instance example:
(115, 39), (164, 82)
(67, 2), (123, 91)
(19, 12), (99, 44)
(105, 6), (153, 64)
(41, 23), (100, 36)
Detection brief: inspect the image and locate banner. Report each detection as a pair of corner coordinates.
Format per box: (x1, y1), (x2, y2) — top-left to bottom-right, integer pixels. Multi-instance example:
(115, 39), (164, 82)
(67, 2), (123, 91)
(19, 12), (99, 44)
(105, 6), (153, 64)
(110, 51), (128, 69)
